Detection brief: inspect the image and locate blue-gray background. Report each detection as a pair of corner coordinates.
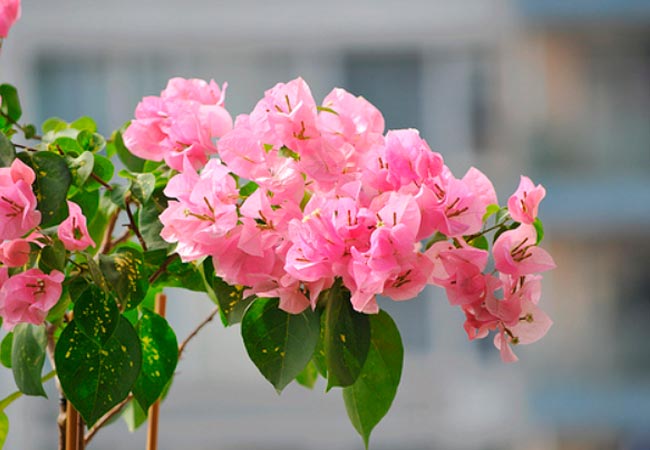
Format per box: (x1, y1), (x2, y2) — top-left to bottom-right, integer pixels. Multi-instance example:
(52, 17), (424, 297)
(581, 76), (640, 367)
(1, 0), (650, 449)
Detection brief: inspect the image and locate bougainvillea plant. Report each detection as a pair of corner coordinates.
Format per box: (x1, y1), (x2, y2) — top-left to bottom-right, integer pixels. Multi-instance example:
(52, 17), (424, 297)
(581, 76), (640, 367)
(0, 4), (555, 449)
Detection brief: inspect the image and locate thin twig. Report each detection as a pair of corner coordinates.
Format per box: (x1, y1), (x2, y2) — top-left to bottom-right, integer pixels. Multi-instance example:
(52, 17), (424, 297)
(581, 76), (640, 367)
(83, 394), (133, 445)
(90, 173), (113, 191)
(178, 306), (220, 358)
(13, 142), (38, 152)
(125, 202), (147, 251)
(148, 254), (178, 284)
(109, 229), (132, 250)
(99, 210), (120, 254)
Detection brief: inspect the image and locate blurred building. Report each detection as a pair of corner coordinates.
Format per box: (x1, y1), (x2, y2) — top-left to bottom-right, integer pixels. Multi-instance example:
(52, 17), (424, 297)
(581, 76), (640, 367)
(1, 0), (649, 449)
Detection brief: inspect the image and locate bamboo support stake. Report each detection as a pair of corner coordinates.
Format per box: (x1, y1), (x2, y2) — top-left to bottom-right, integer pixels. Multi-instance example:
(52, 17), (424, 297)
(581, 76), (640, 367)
(65, 402), (79, 450)
(146, 292), (167, 450)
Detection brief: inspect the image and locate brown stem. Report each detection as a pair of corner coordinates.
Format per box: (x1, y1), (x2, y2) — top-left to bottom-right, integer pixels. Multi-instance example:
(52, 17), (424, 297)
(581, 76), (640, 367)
(90, 173), (113, 191)
(109, 229), (132, 250)
(148, 254), (178, 285)
(13, 142), (38, 152)
(178, 306), (220, 358)
(99, 210), (120, 254)
(125, 202), (147, 251)
(83, 394), (132, 446)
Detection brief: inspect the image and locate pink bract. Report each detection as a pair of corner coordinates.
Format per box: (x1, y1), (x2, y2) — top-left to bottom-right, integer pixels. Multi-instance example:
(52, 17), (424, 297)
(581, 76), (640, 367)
(0, 268), (64, 330)
(0, 0), (20, 38)
(57, 201), (95, 251)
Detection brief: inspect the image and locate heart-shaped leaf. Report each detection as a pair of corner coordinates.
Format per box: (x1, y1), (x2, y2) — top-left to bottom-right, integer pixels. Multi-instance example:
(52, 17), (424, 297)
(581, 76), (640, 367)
(242, 298), (320, 392)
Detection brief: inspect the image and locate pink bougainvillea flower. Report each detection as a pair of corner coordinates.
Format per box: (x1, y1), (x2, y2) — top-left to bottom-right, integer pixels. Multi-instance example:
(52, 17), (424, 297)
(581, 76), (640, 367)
(0, 268), (64, 330)
(160, 159), (239, 262)
(384, 129), (444, 189)
(507, 175), (546, 224)
(123, 78), (232, 171)
(493, 299), (552, 363)
(0, 238), (31, 267)
(57, 201), (95, 251)
(0, 159), (41, 240)
(318, 87), (385, 154)
(418, 167), (496, 238)
(248, 77), (319, 153)
(493, 224), (556, 276)
(0, 0), (21, 38)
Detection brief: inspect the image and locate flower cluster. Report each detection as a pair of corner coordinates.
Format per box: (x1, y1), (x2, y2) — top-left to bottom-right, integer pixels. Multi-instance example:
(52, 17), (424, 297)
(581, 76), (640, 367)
(126, 77), (556, 361)
(0, 159), (95, 330)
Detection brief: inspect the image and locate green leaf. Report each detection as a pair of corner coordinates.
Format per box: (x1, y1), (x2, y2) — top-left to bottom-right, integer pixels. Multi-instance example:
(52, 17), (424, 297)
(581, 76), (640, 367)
(0, 84), (22, 122)
(77, 130), (105, 153)
(122, 398), (147, 432)
(312, 315), (327, 378)
(0, 333), (13, 369)
(42, 117), (68, 134)
(0, 133), (15, 167)
(55, 317), (142, 426)
(132, 309), (178, 410)
(70, 117), (97, 133)
(0, 411), (8, 449)
(69, 188), (100, 221)
(53, 137), (83, 155)
(468, 235), (489, 251)
(73, 286), (120, 346)
(482, 203), (500, 222)
(85, 154), (114, 191)
(66, 151), (95, 186)
(11, 324), (47, 397)
(86, 256), (110, 293)
(295, 360), (319, 389)
(99, 247), (147, 310)
(113, 129), (146, 172)
(202, 258), (253, 325)
(239, 181), (259, 198)
(45, 287), (71, 323)
(533, 217), (544, 245)
(343, 310), (404, 449)
(323, 281), (370, 390)
(38, 240), (67, 274)
(109, 183), (129, 208)
(131, 173), (155, 204)
(279, 145), (300, 161)
(22, 124), (37, 140)
(18, 151), (72, 227)
(495, 206), (510, 224)
(241, 298), (320, 392)
(316, 105), (338, 115)
(139, 189), (170, 251)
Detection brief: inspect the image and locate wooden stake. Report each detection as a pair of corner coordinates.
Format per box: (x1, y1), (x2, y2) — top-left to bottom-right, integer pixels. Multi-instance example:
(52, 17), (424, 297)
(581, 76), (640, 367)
(146, 293), (167, 450)
(65, 402), (78, 450)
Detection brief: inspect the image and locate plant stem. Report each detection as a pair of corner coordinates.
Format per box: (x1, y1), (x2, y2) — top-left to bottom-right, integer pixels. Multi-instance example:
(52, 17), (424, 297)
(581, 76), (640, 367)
(13, 142), (38, 152)
(178, 306), (220, 358)
(99, 210), (120, 254)
(148, 254), (178, 285)
(90, 173), (113, 191)
(146, 293), (167, 450)
(125, 202), (147, 251)
(83, 394), (132, 446)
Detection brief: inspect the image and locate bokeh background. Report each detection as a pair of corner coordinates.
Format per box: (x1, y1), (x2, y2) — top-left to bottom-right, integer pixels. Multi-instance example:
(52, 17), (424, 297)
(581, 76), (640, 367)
(1, 0), (650, 449)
